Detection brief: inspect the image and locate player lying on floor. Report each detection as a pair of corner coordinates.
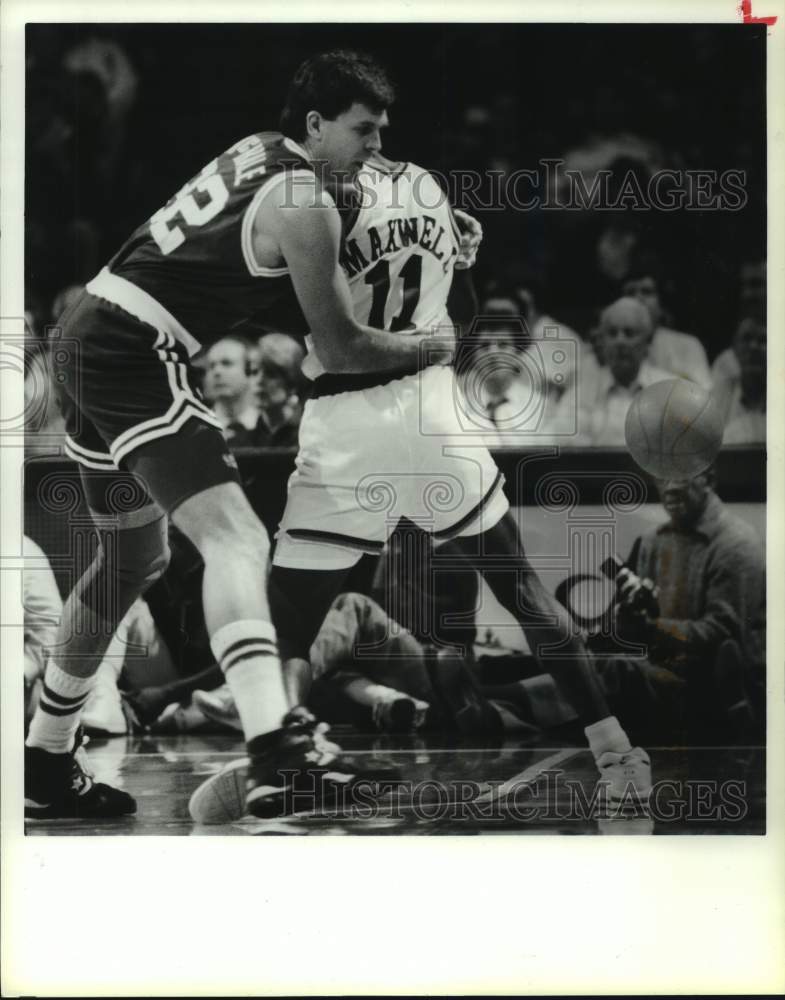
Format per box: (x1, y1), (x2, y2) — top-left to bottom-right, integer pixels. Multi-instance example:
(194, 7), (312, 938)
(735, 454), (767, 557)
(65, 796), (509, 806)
(139, 588), (577, 739)
(122, 592), (576, 740)
(125, 529), (578, 739)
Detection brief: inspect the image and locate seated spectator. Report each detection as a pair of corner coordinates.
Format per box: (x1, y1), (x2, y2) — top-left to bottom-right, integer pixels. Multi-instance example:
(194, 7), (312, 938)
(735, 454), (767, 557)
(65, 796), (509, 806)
(460, 322), (554, 447)
(716, 317), (766, 444)
(254, 332), (305, 447)
(711, 261), (765, 390)
(593, 466), (765, 744)
(458, 309), (567, 447)
(482, 277), (591, 397)
(623, 260), (712, 388)
(557, 296), (671, 446)
(203, 335), (261, 445)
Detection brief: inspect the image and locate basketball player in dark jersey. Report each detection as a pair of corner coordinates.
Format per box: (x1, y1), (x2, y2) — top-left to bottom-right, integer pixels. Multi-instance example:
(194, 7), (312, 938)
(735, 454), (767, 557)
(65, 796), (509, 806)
(25, 51), (450, 821)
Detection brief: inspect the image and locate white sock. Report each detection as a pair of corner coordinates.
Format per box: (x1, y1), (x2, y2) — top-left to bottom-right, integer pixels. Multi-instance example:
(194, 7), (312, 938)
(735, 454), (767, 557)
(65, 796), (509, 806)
(26, 661), (94, 753)
(584, 716), (632, 759)
(210, 619), (288, 742)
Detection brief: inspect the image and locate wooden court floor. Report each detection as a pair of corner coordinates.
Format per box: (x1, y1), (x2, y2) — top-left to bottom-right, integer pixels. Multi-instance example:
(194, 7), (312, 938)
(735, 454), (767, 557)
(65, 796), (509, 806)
(25, 729), (765, 837)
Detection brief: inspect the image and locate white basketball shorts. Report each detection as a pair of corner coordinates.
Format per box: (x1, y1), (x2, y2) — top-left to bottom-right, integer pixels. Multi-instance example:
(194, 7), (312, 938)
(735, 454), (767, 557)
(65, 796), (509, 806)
(273, 365), (509, 569)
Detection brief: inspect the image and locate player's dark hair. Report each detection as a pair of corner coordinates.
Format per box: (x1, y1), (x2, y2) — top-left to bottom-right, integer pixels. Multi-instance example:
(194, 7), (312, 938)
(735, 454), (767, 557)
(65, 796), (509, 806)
(280, 50), (395, 141)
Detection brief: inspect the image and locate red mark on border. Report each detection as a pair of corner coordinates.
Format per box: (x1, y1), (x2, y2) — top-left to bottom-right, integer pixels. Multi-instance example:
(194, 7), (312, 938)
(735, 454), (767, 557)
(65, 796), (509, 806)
(739, 0), (778, 25)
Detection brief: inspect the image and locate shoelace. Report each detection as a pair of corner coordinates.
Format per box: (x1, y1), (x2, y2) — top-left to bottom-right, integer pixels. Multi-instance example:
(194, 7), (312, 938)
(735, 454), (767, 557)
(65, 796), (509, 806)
(284, 709), (342, 765)
(310, 721), (340, 765)
(71, 731), (95, 794)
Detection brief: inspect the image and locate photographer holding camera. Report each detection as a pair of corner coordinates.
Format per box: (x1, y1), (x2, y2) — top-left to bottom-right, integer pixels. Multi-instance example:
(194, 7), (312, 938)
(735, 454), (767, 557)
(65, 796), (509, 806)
(595, 466), (765, 744)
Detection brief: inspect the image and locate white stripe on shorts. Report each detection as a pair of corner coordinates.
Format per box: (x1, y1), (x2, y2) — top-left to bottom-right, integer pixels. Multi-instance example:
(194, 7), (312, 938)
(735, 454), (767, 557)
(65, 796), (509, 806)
(86, 267), (202, 357)
(66, 280), (224, 467)
(110, 397), (222, 467)
(65, 436), (118, 470)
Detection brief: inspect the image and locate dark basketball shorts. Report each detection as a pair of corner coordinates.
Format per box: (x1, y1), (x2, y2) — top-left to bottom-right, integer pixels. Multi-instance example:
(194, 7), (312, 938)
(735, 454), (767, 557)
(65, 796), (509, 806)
(53, 286), (240, 515)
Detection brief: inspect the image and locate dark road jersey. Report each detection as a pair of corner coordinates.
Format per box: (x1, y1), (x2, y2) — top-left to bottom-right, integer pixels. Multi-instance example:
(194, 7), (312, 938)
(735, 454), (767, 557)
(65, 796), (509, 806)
(107, 132), (314, 349)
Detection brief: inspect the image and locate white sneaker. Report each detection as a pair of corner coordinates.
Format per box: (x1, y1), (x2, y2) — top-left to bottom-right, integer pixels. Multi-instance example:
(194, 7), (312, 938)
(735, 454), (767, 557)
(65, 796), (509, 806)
(192, 685), (243, 731)
(188, 757), (248, 824)
(82, 664), (128, 736)
(596, 746), (652, 803)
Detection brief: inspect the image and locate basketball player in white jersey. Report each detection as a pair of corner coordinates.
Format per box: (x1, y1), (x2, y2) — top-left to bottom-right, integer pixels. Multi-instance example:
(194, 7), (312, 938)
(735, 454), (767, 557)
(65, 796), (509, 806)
(190, 58), (652, 821)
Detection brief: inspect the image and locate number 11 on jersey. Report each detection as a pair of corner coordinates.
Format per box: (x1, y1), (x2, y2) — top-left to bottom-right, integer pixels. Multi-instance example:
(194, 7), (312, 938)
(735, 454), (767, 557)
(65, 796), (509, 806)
(364, 254), (423, 331)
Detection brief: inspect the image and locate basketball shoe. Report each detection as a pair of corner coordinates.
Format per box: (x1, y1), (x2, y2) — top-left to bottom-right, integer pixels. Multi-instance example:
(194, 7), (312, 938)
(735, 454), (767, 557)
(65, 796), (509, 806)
(188, 706), (401, 824)
(596, 746), (652, 804)
(371, 695), (429, 733)
(25, 728), (136, 820)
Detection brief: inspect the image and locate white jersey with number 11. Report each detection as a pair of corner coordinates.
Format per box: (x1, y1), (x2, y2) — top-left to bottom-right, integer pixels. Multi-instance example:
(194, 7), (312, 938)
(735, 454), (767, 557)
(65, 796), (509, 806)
(302, 158), (461, 380)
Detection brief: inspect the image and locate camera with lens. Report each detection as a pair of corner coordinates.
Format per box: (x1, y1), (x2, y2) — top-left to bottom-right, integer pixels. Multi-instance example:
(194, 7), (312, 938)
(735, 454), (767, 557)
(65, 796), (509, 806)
(600, 555), (660, 619)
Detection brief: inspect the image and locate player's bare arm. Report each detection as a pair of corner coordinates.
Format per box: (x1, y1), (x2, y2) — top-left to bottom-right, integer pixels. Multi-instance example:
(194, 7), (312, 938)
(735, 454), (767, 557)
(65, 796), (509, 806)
(253, 175), (452, 373)
(448, 209), (482, 338)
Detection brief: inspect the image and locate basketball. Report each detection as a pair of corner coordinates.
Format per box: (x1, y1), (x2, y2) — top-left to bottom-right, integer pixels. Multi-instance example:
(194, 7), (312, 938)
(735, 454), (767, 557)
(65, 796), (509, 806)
(624, 378), (724, 479)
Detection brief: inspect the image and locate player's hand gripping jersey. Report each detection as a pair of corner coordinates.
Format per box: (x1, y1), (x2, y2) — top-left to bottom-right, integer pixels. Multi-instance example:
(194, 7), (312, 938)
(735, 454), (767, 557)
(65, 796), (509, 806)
(302, 156), (461, 380)
(107, 133), (314, 351)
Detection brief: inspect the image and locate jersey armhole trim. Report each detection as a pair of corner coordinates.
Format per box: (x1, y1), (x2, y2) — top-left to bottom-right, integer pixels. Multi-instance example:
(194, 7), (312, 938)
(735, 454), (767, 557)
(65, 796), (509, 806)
(446, 201), (462, 244)
(241, 168), (315, 278)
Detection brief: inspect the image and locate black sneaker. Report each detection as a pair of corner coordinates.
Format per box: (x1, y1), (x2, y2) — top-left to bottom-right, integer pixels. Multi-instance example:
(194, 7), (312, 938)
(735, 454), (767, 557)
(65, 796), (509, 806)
(371, 696), (429, 733)
(188, 707), (401, 824)
(25, 729), (136, 820)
